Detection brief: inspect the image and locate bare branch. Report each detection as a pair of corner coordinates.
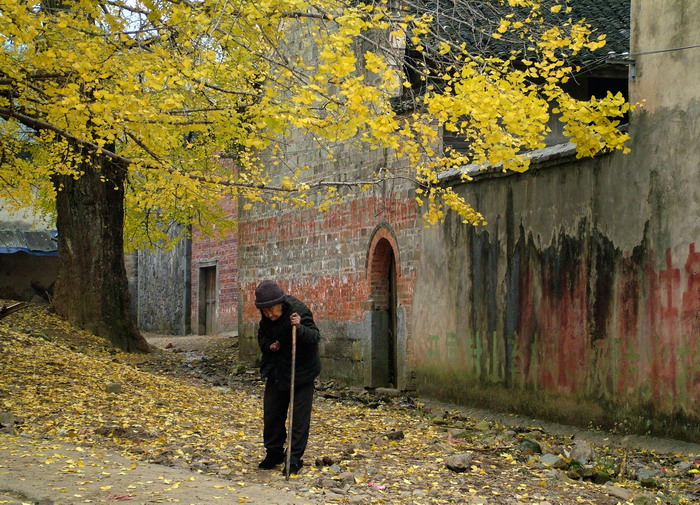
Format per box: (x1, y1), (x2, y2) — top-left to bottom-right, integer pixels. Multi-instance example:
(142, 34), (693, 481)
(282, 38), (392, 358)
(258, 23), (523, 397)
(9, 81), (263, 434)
(193, 79), (262, 98)
(280, 11), (332, 21)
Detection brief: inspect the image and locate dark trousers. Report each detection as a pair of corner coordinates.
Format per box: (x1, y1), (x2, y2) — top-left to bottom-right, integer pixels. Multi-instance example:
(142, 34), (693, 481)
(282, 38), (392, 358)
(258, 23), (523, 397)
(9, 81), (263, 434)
(263, 380), (315, 465)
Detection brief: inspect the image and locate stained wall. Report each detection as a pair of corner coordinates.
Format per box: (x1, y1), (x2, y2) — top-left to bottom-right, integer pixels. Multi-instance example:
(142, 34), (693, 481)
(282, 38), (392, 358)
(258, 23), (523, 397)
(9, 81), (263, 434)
(412, 1), (700, 439)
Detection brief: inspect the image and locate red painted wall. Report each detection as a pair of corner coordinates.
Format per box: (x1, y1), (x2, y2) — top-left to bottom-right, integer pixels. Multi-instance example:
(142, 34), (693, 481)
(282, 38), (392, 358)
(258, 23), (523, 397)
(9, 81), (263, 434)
(515, 243), (700, 415)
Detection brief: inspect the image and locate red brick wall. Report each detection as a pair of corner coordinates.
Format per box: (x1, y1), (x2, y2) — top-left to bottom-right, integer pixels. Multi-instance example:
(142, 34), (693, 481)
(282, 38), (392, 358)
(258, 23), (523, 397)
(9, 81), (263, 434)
(191, 195), (238, 333)
(238, 192), (420, 385)
(239, 195), (418, 322)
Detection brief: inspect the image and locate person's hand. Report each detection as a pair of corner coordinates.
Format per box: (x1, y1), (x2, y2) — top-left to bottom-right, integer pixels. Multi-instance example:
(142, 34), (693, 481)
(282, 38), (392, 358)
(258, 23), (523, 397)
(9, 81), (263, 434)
(290, 312), (301, 328)
(270, 340), (280, 352)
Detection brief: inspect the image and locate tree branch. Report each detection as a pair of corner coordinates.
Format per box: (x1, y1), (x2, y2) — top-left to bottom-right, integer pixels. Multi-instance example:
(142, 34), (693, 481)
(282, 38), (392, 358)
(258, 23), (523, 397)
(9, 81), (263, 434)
(193, 79), (262, 98)
(0, 106), (383, 193)
(280, 11), (332, 21)
(0, 302), (29, 321)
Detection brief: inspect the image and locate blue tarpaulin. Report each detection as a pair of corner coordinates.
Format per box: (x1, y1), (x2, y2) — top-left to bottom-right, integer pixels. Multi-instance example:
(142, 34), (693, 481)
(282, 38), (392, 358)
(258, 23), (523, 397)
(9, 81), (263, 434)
(0, 229), (58, 256)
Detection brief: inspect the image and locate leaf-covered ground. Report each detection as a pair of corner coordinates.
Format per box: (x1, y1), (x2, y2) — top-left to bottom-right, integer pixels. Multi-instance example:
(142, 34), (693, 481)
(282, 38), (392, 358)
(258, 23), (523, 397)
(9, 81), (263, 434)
(1, 303), (699, 505)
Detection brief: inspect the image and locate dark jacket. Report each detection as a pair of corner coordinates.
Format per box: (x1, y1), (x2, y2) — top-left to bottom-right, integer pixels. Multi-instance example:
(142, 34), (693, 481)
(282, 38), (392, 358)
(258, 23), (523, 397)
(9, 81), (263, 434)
(258, 295), (321, 389)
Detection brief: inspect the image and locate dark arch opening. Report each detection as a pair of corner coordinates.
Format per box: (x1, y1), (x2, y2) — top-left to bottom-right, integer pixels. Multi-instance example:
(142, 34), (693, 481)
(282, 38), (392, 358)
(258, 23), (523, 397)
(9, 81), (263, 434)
(369, 237), (398, 388)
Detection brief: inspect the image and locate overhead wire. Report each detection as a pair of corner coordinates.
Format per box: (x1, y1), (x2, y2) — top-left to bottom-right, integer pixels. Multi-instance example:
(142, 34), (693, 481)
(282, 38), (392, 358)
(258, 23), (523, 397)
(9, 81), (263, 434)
(607, 42), (700, 60)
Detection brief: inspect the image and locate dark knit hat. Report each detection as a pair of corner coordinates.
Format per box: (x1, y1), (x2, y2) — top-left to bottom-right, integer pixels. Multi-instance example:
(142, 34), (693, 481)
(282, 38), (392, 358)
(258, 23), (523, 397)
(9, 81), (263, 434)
(255, 280), (286, 308)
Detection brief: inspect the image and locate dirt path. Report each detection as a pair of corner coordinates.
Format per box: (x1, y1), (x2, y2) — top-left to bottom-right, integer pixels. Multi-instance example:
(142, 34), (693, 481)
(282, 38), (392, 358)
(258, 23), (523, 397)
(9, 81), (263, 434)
(4, 332), (696, 505)
(0, 435), (318, 505)
(145, 333), (700, 456)
(142, 333), (237, 351)
(0, 332), (320, 505)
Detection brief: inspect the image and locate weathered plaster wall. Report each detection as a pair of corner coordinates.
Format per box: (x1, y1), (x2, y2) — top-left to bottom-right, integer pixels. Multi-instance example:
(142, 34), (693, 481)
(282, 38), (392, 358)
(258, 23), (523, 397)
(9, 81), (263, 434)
(631, 0), (700, 112)
(412, 2), (700, 440)
(629, 0), (700, 264)
(413, 152), (694, 434)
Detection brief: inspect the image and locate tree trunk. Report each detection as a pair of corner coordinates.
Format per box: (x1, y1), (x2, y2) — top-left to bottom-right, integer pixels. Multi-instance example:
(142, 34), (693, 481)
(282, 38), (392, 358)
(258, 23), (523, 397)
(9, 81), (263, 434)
(52, 149), (149, 352)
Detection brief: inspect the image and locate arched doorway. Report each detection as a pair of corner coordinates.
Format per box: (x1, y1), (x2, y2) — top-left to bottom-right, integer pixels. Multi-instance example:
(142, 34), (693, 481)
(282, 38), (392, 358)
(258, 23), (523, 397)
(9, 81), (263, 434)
(367, 228), (399, 389)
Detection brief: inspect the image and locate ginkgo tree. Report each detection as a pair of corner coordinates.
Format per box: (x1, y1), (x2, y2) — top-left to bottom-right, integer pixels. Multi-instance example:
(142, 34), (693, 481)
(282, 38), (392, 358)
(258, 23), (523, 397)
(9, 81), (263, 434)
(0, 0), (630, 351)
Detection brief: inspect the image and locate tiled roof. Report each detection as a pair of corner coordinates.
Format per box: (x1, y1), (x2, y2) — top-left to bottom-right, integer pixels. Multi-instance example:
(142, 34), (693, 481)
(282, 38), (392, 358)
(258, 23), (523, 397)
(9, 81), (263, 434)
(418, 0), (630, 58)
(0, 229), (58, 256)
(393, 0), (630, 112)
(438, 141), (580, 183)
(566, 0), (630, 56)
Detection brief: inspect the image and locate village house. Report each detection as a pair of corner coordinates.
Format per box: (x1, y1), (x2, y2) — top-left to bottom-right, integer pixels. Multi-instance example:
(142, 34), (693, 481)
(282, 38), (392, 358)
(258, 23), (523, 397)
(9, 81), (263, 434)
(233, 0), (700, 439)
(0, 207), (57, 303)
(132, 193), (238, 336)
(133, 1), (699, 439)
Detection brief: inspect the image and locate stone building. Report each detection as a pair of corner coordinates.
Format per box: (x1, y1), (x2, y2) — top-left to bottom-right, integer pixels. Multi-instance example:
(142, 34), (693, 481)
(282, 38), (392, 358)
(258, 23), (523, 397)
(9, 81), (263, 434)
(234, 0), (699, 438)
(131, 194), (239, 336)
(0, 206), (57, 303)
(130, 225), (192, 335)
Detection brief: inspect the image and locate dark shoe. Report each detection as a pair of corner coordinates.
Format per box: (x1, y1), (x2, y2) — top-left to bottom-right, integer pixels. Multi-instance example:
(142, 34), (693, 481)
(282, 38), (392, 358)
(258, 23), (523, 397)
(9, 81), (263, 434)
(282, 460), (303, 475)
(258, 452), (284, 470)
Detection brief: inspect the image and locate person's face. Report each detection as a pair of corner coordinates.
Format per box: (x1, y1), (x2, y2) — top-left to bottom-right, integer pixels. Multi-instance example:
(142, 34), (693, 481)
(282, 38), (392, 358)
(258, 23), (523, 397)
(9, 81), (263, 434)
(261, 303), (283, 321)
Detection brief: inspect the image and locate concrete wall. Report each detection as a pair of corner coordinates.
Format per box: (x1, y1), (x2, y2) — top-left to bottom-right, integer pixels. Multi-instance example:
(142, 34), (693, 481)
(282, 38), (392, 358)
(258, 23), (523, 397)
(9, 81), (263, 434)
(412, 1), (700, 440)
(135, 226), (191, 335)
(124, 251), (138, 321)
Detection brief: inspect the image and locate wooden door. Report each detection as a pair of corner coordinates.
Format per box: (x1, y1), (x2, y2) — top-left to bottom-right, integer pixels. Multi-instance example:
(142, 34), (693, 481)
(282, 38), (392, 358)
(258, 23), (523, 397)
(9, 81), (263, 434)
(198, 266), (217, 335)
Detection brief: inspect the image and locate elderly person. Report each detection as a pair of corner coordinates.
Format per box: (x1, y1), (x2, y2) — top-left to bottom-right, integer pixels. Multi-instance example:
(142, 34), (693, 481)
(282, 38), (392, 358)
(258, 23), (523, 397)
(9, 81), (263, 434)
(255, 280), (321, 475)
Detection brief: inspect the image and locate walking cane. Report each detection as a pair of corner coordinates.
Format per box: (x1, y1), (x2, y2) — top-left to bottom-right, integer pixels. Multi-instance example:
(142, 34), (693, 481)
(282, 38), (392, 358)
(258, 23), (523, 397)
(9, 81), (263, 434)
(285, 324), (297, 480)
